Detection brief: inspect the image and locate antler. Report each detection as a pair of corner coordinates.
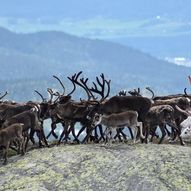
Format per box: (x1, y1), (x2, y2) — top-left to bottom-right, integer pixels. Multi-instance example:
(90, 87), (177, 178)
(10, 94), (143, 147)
(0, 91), (8, 100)
(90, 73), (111, 101)
(119, 90), (127, 96)
(184, 88), (187, 95)
(53, 75), (65, 95)
(47, 88), (54, 103)
(67, 73), (77, 96)
(103, 79), (111, 100)
(68, 71), (91, 100)
(146, 87), (155, 99)
(34, 90), (46, 102)
(128, 88), (141, 96)
(80, 77), (97, 100)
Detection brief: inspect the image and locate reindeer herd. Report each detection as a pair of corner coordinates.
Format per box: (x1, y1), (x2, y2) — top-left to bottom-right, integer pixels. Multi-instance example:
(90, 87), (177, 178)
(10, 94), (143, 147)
(0, 71), (191, 165)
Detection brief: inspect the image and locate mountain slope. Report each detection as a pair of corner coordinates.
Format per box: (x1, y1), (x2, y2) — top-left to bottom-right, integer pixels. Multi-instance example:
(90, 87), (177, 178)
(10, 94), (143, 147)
(0, 27), (190, 101)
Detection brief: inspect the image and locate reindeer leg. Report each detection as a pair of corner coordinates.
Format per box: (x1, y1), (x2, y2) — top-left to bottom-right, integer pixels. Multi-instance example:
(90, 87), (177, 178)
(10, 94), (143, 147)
(29, 129), (36, 145)
(57, 130), (65, 145)
(172, 127), (185, 146)
(144, 123), (150, 144)
(23, 133), (28, 154)
(128, 127), (134, 140)
(104, 127), (110, 145)
(40, 128), (49, 147)
(171, 128), (176, 140)
(3, 142), (9, 165)
(168, 122), (181, 143)
(76, 125), (86, 138)
(70, 122), (80, 144)
(64, 123), (73, 142)
(81, 127), (89, 144)
(164, 125), (171, 137)
(94, 126), (99, 143)
(58, 125), (67, 145)
(119, 127), (127, 141)
(114, 128), (122, 142)
(132, 127), (138, 143)
(158, 124), (166, 144)
(36, 131), (44, 148)
(24, 133), (30, 152)
(150, 125), (157, 142)
(137, 122), (145, 140)
(46, 121), (58, 139)
(82, 126), (93, 144)
(16, 139), (21, 154)
(9, 142), (19, 153)
(108, 127), (113, 145)
(16, 135), (24, 156)
(98, 124), (105, 142)
(113, 132), (118, 140)
(20, 136), (25, 155)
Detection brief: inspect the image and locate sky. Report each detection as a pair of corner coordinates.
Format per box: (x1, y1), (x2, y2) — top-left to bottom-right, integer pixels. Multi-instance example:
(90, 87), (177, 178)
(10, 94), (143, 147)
(0, 0), (190, 20)
(0, 0), (190, 60)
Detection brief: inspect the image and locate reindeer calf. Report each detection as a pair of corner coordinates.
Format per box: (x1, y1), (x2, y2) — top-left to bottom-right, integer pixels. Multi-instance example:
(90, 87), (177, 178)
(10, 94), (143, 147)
(92, 110), (145, 144)
(0, 123), (25, 165)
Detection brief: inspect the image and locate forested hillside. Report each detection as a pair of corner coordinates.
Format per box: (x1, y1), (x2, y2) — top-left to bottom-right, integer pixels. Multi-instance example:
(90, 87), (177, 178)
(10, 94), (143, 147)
(0, 27), (190, 101)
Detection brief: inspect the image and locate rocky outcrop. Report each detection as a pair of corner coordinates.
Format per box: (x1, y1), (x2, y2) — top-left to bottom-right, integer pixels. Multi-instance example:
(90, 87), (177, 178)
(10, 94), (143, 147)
(0, 143), (191, 191)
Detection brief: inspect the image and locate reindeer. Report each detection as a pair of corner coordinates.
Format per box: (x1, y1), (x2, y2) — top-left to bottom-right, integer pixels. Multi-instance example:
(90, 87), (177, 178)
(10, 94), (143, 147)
(51, 72), (111, 144)
(146, 87), (190, 145)
(45, 73), (79, 140)
(0, 123), (25, 165)
(0, 102), (40, 123)
(2, 110), (48, 150)
(116, 87), (141, 141)
(146, 87), (190, 101)
(144, 105), (178, 144)
(175, 105), (191, 142)
(91, 111), (145, 145)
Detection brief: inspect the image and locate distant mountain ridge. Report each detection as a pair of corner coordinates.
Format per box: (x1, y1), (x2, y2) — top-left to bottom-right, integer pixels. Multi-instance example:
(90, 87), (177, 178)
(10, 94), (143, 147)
(0, 1), (190, 60)
(0, 27), (190, 101)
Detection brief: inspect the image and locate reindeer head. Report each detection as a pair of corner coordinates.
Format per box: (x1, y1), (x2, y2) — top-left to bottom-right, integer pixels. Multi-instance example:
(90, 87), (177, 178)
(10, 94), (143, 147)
(91, 113), (102, 127)
(159, 106), (174, 123)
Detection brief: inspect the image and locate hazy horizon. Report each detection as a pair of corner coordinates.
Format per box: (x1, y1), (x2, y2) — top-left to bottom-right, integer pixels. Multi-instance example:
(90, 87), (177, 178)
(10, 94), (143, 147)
(0, 0), (190, 64)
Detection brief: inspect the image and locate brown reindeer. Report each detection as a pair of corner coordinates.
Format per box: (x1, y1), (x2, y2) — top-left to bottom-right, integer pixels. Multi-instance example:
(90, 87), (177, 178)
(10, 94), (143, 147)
(51, 72), (110, 144)
(144, 105), (178, 144)
(0, 123), (25, 165)
(2, 110), (48, 150)
(146, 87), (190, 145)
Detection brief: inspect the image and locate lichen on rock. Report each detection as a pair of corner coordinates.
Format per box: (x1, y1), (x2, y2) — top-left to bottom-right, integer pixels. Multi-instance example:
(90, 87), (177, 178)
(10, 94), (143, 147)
(0, 143), (191, 191)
